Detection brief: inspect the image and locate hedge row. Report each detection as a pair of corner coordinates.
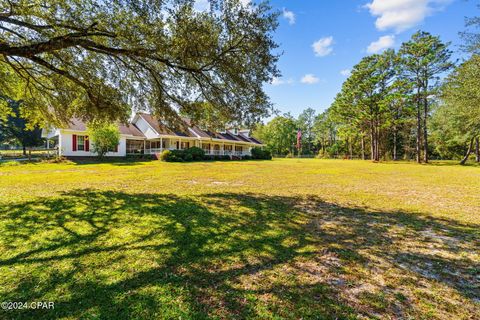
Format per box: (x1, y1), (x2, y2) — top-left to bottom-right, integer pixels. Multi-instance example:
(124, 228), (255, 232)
(159, 147), (271, 162)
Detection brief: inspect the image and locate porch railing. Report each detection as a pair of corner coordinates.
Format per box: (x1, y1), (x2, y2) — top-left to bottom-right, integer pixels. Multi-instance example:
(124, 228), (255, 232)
(145, 147), (250, 157)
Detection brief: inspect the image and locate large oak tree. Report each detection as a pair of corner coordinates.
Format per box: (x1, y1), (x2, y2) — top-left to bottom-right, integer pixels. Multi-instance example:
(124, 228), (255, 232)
(0, 0), (279, 128)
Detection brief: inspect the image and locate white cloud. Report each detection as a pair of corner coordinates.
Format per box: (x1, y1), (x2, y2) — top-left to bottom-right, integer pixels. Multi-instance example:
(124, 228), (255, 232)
(365, 0), (453, 33)
(239, 0), (251, 7)
(340, 69), (351, 77)
(282, 9), (295, 25)
(312, 36), (334, 57)
(367, 35), (395, 54)
(301, 74), (320, 84)
(271, 77), (294, 86)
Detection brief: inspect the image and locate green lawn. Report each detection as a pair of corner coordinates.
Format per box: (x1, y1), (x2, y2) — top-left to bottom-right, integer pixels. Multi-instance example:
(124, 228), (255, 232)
(0, 159), (479, 319)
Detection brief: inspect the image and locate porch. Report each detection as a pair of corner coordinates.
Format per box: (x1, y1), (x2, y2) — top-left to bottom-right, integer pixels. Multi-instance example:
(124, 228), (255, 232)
(133, 138), (252, 156)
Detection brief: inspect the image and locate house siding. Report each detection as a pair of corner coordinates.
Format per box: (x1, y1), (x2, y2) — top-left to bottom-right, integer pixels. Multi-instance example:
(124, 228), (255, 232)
(134, 116), (159, 139)
(59, 130), (127, 157)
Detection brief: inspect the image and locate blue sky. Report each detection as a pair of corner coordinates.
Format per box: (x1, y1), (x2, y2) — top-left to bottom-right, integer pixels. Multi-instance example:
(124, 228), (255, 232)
(261, 0), (478, 118)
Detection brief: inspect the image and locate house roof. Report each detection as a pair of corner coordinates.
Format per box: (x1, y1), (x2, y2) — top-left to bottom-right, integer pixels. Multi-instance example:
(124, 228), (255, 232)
(246, 136), (262, 144)
(59, 114), (263, 145)
(238, 133), (262, 144)
(118, 123), (145, 137)
(65, 118), (145, 138)
(138, 113), (196, 137)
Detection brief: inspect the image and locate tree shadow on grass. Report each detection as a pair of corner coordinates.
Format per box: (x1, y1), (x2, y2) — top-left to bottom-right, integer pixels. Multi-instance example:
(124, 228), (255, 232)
(68, 157), (155, 166)
(0, 190), (478, 319)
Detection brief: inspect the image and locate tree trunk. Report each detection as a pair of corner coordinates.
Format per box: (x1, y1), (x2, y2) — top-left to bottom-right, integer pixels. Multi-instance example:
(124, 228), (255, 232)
(393, 128), (397, 161)
(423, 90), (429, 163)
(28, 148), (32, 161)
(460, 137), (474, 165)
(349, 137), (353, 159)
(361, 135), (365, 160)
(372, 121), (380, 162)
(476, 137), (479, 163)
(416, 89), (422, 163)
(370, 124), (375, 161)
(22, 145), (26, 156)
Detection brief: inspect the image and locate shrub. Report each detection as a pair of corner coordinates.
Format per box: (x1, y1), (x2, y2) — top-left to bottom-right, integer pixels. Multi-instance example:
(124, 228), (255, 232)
(184, 147), (205, 161)
(183, 152), (193, 162)
(159, 150), (172, 161)
(160, 150), (184, 162)
(160, 147), (206, 162)
(251, 147), (272, 160)
(242, 155), (252, 160)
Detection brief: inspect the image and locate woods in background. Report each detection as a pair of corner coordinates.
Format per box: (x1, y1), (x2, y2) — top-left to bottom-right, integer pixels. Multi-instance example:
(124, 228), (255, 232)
(255, 28), (480, 164)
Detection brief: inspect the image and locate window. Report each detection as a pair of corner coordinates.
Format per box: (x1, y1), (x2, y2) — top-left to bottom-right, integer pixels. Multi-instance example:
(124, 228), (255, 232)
(150, 140), (165, 149)
(77, 135), (85, 151)
(126, 140), (144, 154)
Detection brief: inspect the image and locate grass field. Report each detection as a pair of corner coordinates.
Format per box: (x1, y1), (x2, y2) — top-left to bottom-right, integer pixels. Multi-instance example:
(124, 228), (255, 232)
(0, 159), (479, 319)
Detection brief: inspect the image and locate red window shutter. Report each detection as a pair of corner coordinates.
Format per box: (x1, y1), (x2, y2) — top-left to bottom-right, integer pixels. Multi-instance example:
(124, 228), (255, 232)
(72, 134), (77, 151)
(85, 136), (90, 152)
(114, 143), (118, 152)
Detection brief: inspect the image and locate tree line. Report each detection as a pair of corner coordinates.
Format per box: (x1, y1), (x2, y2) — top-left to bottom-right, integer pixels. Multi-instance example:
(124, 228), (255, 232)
(254, 26), (480, 164)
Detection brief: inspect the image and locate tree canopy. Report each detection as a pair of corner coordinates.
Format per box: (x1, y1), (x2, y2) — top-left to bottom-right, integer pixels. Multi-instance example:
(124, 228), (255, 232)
(253, 114), (296, 155)
(0, 0), (279, 128)
(0, 98), (43, 154)
(399, 31), (453, 163)
(431, 55), (480, 164)
(87, 121), (120, 158)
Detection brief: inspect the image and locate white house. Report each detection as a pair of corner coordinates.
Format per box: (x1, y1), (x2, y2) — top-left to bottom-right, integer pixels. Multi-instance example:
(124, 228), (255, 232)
(42, 113), (263, 157)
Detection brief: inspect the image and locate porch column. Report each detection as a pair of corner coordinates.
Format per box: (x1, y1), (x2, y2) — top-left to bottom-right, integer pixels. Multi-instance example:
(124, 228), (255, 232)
(160, 137), (163, 152)
(58, 133), (63, 156)
(143, 140), (146, 154)
(222, 142), (224, 155)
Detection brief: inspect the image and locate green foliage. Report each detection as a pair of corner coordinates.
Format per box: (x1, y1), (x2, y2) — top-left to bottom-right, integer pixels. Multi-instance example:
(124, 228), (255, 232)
(160, 150), (172, 161)
(297, 108), (316, 153)
(0, 0), (279, 127)
(252, 114), (297, 155)
(160, 147), (240, 162)
(251, 147), (272, 160)
(399, 31), (454, 162)
(87, 122), (120, 158)
(324, 31), (453, 162)
(162, 150), (185, 162)
(330, 49), (398, 161)
(0, 98), (43, 153)
(431, 55), (480, 162)
(184, 147), (205, 161)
